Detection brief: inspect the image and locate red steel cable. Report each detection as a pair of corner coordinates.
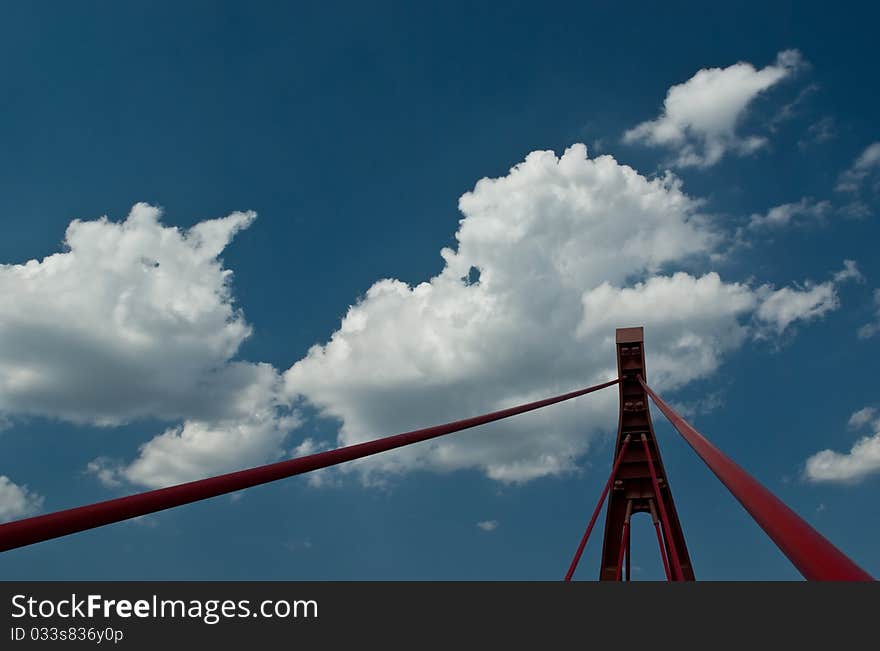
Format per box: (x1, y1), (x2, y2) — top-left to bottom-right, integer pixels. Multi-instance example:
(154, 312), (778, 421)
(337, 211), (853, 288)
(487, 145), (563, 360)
(0, 378), (620, 553)
(639, 377), (873, 582)
(615, 525), (629, 581)
(653, 521), (672, 581)
(563, 434), (632, 581)
(615, 501), (633, 581)
(649, 499), (672, 581)
(640, 433), (684, 581)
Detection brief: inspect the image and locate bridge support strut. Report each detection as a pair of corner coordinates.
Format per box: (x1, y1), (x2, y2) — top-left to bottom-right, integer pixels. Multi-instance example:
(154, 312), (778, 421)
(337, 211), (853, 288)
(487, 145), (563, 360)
(598, 327), (695, 581)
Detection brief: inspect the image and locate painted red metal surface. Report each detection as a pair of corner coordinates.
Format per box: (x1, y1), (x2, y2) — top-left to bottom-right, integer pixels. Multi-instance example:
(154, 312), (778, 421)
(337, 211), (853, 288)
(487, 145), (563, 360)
(598, 328), (694, 580)
(564, 435), (631, 581)
(614, 501), (633, 581)
(0, 378), (619, 553)
(641, 434), (684, 580)
(651, 516), (672, 580)
(639, 377), (874, 582)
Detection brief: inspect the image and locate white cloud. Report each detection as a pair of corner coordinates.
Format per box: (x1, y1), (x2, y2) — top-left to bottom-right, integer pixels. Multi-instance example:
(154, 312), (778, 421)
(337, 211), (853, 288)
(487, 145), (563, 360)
(836, 142), (880, 193)
(623, 50), (803, 168)
(0, 476), (44, 523)
(754, 261), (859, 335)
(754, 283), (838, 334)
(833, 260), (864, 283)
(848, 407), (877, 429)
(287, 438), (336, 488)
(576, 273), (756, 390)
(284, 144), (848, 484)
(771, 83), (818, 129)
(1, 203), (254, 425)
(86, 458), (123, 488)
(476, 520), (499, 532)
(101, 404), (300, 490)
(670, 390), (725, 420)
(747, 197), (831, 229)
(285, 145), (731, 483)
(0, 203), (300, 489)
(291, 438), (327, 458)
(2, 149), (859, 492)
(857, 289), (880, 339)
(805, 408), (880, 483)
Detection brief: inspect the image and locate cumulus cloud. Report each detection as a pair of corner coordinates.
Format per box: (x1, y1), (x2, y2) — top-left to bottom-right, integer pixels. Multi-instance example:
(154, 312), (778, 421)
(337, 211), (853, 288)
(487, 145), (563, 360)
(0, 204), (299, 489)
(284, 144), (850, 484)
(805, 408), (880, 483)
(623, 50), (803, 168)
(285, 145), (730, 483)
(476, 520), (499, 532)
(576, 273), (756, 390)
(1, 203), (253, 425)
(747, 197), (831, 229)
(0, 476), (44, 523)
(2, 149), (859, 492)
(836, 142), (880, 193)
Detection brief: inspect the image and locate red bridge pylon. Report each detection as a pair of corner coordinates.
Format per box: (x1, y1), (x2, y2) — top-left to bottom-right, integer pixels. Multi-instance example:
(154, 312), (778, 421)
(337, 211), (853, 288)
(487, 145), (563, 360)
(565, 326), (872, 581)
(598, 327), (694, 580)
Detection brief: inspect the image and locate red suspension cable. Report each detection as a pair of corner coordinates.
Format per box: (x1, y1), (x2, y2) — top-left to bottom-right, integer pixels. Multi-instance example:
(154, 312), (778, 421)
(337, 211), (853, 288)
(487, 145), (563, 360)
(639, 377), (873, 582)
(564, 434), (632, 581)
(649, 499), (672, 581)
(615, 501), (633, 581)
(640, 433), (684, 581)
(0, 378), (620, 553)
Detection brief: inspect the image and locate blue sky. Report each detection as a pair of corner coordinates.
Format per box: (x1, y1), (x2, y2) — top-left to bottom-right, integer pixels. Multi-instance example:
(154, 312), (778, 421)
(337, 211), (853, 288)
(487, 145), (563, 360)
(1, 1), (879, 580)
